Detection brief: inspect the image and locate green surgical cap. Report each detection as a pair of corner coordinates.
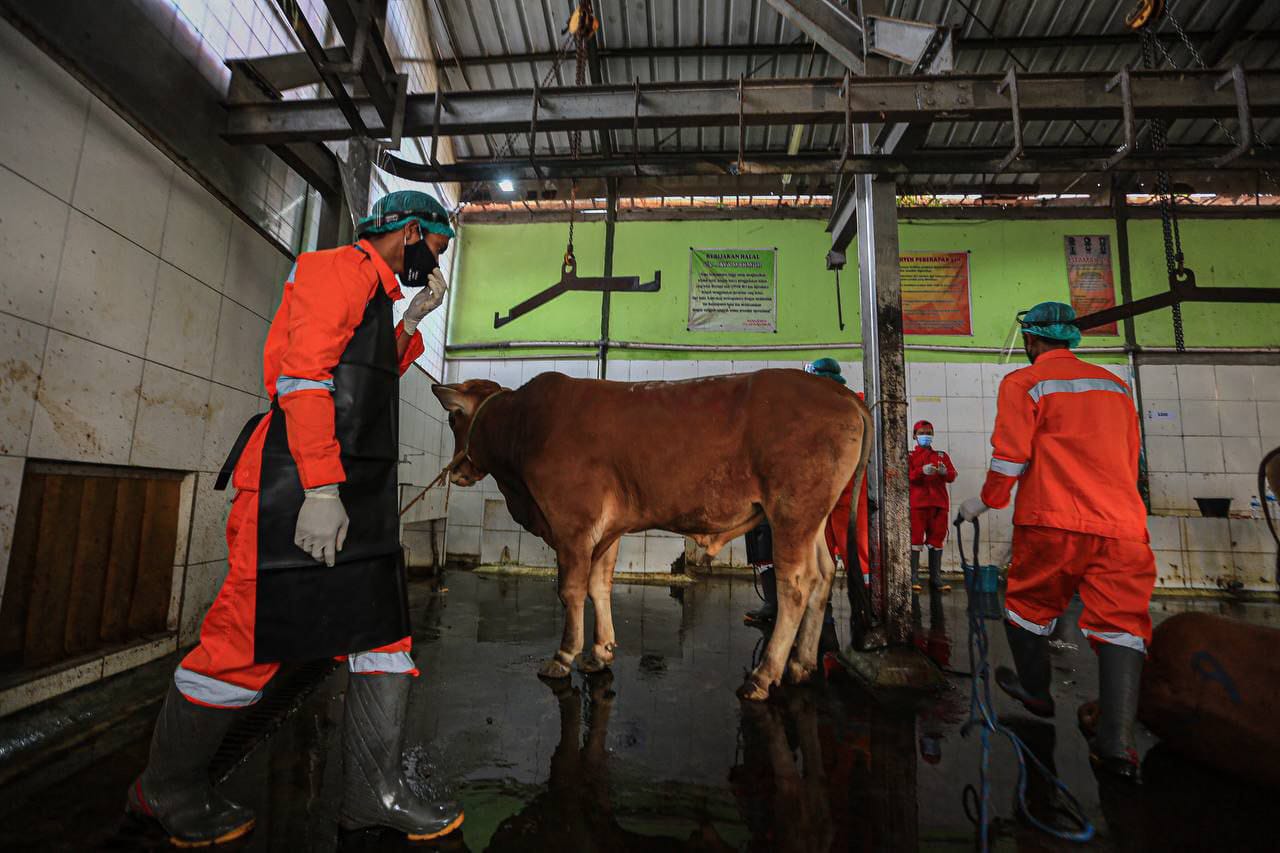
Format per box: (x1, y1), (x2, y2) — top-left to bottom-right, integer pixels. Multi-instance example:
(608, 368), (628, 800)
(805, 357), (846, 385)
(1019, 301), (1082, 349)
(357, 190), (456, 239)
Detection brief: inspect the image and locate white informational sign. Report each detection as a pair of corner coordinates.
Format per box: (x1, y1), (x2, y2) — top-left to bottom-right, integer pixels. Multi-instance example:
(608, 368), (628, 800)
(687, 247), (778, 332)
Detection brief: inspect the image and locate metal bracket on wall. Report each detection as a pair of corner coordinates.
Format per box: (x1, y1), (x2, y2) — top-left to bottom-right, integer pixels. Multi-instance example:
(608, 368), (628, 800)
(494, 257), (661, 329)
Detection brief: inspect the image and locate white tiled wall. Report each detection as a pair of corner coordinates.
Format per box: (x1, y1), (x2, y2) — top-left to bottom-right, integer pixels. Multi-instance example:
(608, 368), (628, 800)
(1140, 363), (1280, 515)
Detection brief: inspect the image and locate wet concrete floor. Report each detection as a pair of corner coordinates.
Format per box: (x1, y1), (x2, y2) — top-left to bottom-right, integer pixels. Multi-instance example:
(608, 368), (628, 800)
(1, 570), (1278, 851)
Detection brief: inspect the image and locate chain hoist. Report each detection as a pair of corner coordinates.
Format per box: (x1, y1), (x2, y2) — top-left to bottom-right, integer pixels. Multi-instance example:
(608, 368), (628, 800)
(563, 0), (598, 270)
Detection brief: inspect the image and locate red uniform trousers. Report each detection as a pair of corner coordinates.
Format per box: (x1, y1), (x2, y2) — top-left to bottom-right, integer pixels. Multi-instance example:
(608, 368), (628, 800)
(824, 475), (870, 580)
(175, 489), (416, 708)
(1004, 525), (1157, 652)
(910, 506), (949, 550)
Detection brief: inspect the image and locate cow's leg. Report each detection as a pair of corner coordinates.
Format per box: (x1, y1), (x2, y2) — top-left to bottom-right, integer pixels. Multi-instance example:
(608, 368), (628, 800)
(539, 544), (591, 680)
(580, 539), (620, 674)
(787, 538), (837, 684)
(740, 530), (818, 701)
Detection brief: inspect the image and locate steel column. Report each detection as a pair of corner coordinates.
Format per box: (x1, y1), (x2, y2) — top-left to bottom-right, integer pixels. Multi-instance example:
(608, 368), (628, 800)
(599, 179), (619, 378)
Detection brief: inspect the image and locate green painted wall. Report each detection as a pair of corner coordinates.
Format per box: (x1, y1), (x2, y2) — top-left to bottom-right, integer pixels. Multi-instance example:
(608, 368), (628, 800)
(450, 215), (1280, 361)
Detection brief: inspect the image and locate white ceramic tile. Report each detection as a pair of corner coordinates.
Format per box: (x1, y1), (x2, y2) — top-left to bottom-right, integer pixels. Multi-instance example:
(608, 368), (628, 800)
(1176, 364), (1218, 401)
(0, 19), (90, 201)
(1224, 473), (1259, 514)
(662, 360), (697, 381)
(947, 397), (983, 432)
(102, 635), (178, 679)
(629, 361), (664, 383)
(1145, 436), (1186, 473)
(945, 363), (983, 397)
(767, 360), (804, 371)
(29, 331), (142, 463)
(1260, 402), (1280, 436)
(446, 488), (483, 527)
(1182, 550), (1233, 589)
(161, 170), (231, 288)
(446, 524), (481, 556)
(51, 211), (160, 357)
(1222, 436), (1263, 474)
(131, 362), (211, 470)
(555, 358), (596, 379)
(1219, 401), (1259, 438)
(1254, 366), (1280, 402)
(73, 100), (173, 253)
(981, 397), (997, 434)
(519, 359), (554, 385)
(1229, 518), (1275, 555)
(211, 296), (268, 395)
(0, 659), (103, 717)
(173, 472), (196, 568)
(179, 559), (229, 646)
(841, 360), (864, 392)
(731, 360), (768, 374)
(1153, 550), (1185, 588)
(616, 534), (646, 571)
(222, 219), (287, 319)
(1179, 400), (1220, 436)
(1146, 515), (1183, 551)
(644, 535), (686, 572)
(519, 531), (556, 567)
(908, 362), (946, 396)
(0, 167), (71, 325)
(1148, 472), (1190, 512)
(200, 383), (261, 473)
(1183, 437), (1225, 473)
(1186, 472), (1230, 503)
(908, 397), (947, 433)
(727, 535), (747, 567)
(1142, 399), (1182, 436)
(1214, 365), (1255, 401)
(0, 312), (46, 457)
(942, 431), (987, 471)
(480, 529), (520, 564)
(602, 359), (628, 380)
(697, 360), (732, 377)
(146, 263), (221, 378)
(482, 497), (520, 532)
(1138, 364), (1179, 399)
(982, 362), (1021, 399)
(187, 473), (231, 564)
(489, 360), (522, 390)
(0, 455), (24, 585)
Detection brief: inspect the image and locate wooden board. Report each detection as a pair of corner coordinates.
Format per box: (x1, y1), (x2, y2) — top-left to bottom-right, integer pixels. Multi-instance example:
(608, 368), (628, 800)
(23, 476), (83, 668)
(0, 470), (42, 671)
(100, 478), (147, 644)
(64, 478), (118, 656)
(127, 479), (180, 635)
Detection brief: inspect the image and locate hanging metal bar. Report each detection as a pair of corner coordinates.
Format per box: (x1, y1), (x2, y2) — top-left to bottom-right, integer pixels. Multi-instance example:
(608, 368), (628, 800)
(1105, 67), (1136, 169)
(997, 68), (1024, 172)
(1212, 64), (1254, 167)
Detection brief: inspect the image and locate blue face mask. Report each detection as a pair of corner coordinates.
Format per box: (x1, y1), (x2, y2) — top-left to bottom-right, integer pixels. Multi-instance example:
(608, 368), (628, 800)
(916, 434), (933, 448)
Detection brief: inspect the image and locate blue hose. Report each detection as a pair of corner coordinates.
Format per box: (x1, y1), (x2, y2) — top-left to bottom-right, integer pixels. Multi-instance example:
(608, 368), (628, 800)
(954, 516), (1096, 849)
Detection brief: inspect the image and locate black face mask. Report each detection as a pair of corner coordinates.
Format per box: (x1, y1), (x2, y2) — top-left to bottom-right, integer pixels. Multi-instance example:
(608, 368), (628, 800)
(401, 233), (438, 288)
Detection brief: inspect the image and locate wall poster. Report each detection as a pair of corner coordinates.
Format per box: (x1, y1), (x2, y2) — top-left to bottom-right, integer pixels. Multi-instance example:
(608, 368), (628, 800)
(901, 252), (972, 335)
(1064, 234), (1118, 335)
(687, 247), (778, 332)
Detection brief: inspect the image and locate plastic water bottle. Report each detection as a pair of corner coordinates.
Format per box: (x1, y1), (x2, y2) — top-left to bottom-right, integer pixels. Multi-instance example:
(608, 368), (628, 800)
(1250, 496), (1263, 520)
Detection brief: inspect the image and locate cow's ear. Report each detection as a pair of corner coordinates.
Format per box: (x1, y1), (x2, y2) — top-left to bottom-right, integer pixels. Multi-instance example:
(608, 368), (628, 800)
(431, 384), (474, 415)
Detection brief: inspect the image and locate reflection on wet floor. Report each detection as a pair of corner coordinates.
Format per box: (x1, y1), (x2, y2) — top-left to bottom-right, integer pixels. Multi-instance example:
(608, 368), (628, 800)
(2, 570), (1278, 851)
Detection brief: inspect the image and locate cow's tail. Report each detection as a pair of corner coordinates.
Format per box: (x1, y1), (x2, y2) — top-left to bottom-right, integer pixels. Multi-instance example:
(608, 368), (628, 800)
(1260, 445), (1280, 592)
(850, 404), (875, 507)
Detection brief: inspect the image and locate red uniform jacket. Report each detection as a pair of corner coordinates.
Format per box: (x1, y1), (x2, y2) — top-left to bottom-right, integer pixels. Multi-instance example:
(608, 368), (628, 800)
(908, 445), (957, 509)
(980, 349), (1147, 542)
(232, 240), (423, 492)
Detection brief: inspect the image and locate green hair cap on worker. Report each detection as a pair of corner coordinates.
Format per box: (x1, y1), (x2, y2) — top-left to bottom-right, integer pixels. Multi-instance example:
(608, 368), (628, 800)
(357, 190), (456, 239)
(805, 357), (846, 385)
(1018, 301), (1082, 349)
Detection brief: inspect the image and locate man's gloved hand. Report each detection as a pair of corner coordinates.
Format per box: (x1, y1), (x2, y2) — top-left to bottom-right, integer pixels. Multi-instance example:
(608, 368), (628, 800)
(295, 484), (350, 567)
(403, 268), (447, 335)
(957, 497), (989, 523)
(923, 463), (939, 476)
(936, 463), (948, 476)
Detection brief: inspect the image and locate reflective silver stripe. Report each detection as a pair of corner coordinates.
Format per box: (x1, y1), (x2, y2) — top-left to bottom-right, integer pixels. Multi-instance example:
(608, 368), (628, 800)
(1080, 628), (1146, 653)
(1027, 377), (1128, 403)
(276, 375), (334, 396)
(285, 262), (297, 284)
(990, 457), (1027, 477)
(348, 651), (416, 674)
(1006, 608), (1056, 636)
(173, 667), (263, 707)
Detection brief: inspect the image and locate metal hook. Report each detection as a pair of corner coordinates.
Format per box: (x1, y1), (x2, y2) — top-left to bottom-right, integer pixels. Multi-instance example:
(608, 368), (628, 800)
(1212, 64), (1253, 167)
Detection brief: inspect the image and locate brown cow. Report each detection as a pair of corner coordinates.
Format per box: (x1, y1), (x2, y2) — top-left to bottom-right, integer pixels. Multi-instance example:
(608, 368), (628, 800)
(431, 369), (872, 700)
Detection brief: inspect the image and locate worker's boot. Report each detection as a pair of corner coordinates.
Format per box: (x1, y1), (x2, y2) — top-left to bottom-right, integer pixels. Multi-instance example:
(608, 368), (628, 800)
(1089, 643), (1144, 782)
(995, 621), (1056, 718)
(125, 681), (256, 846)
(910, 549), (922, 593)
(927, 547), (951, 592)
(340, 673), (464, 840)
(744, 566), (777, 625)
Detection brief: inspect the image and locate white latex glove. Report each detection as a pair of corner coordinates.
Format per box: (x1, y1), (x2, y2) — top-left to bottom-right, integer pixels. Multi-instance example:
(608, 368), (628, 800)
(403, 268), (447, 335)
(936, 463), (948, 476)
(922, 463), (938, 476)
(295, 484), (350, 567)
(957, 497), (989, 523)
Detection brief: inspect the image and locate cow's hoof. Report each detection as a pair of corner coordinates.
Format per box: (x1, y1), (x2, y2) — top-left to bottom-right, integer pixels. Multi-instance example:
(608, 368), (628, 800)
(737, 676), (772, 702)
(784, 661), (816, 686)
(578, 653), (612, 674)
(537, 658), (573, 680)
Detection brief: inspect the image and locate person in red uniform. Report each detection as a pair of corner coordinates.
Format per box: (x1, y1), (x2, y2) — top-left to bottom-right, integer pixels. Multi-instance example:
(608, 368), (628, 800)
(126, 191), (465, 844)
(958, 301), (1153, 780)
(908, 419), (957, 593)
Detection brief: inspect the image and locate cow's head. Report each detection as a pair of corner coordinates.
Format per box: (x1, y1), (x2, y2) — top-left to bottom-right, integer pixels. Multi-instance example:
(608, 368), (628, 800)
(431, 379), (505, 486)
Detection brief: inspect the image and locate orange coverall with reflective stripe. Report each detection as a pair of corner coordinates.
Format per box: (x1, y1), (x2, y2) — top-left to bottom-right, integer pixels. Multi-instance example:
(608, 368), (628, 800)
(980, 349), (1155, 651)
(176, 241), (425, 707)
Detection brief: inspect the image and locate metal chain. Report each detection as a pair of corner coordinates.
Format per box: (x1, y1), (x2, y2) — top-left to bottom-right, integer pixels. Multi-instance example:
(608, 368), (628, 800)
(1142, 29), (1187, 352)
(565, 0), (593, 262)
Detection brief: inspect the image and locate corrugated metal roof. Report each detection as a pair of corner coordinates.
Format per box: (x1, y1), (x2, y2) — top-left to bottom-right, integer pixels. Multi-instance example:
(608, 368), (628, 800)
(422, 0), (1280, 192)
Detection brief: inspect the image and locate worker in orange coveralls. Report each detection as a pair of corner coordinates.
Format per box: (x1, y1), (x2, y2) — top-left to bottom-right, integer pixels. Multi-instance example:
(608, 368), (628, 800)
(126, 191), (465, 845)
(908, 419), (957, 593)
(957, 301), (1154, 781)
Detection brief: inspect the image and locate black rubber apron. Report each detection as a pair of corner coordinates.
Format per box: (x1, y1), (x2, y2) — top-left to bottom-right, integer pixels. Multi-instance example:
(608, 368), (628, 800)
(241, 272), (409, 662)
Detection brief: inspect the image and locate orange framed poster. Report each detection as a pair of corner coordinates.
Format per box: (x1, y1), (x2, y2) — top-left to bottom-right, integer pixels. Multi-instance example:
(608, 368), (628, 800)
(1064, 234), (1118, 335)
(901, 252), (972, 335)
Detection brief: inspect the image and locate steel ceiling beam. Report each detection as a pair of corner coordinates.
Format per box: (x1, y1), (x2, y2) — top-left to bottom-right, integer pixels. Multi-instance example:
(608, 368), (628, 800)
(765, 0), (866, 73)
(223, 70), (1280, 144)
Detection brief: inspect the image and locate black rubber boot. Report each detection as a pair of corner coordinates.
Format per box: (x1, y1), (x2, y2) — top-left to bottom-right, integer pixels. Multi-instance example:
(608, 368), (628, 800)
(996, 621), (1056, 718)
(928, 548), (951, 592)
(1090, 643), (1144, 782)
(125, 681), (256, 847)
(340, 673), (465, 840)
(910, 549), (923, 591)
(745, 566), (778, 624)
